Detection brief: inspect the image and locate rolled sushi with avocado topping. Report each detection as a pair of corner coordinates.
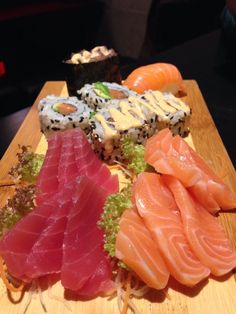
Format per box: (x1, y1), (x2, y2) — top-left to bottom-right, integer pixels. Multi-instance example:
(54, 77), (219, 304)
(77, 82), (137, 110)
(38, 95), (92, 136)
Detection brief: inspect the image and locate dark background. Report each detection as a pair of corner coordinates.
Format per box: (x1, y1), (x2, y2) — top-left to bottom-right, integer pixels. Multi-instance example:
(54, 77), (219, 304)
(0, 0), (235, 165)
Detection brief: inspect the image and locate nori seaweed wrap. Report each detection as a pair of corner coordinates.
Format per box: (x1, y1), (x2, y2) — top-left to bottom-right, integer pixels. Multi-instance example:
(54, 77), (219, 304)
(63, 46), (122, 96)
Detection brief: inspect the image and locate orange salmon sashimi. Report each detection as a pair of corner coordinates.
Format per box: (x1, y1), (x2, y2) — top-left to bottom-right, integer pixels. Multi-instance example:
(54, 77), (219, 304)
(144, 129), (202, 187)
(115, 207), (170, 290)
(123, 63), (185, 95)
(144, 128), (236, 213)
(133, 172), (210, 287)
(164, 176), (236, 276)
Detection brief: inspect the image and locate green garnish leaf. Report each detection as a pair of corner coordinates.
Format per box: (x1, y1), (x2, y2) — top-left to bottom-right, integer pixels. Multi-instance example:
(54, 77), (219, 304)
(0, 185), (35, 238)
(89, 111), (96, 119)
(98, 187), (132, 257)
(94, 82), (112, 99)
(9, 145), (44, 183)
(121, 136), (151, 175)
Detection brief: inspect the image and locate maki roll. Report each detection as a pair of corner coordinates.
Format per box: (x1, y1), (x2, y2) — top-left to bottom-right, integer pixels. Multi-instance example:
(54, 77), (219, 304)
(38, 95), (92, 136)
(89, 91), (191, 163)
(142, 91), (191, 136)
(63, 46), (122, 96)
(77, 82), (137, 110)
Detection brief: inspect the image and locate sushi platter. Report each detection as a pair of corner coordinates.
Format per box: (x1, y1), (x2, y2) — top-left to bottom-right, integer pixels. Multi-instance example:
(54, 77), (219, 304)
(0, 80), (236, 314)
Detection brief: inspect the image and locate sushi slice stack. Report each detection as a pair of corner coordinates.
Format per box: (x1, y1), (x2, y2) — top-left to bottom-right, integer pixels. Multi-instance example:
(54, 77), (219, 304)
(38, 82), (191, 163)
(86, 87), (191, 163)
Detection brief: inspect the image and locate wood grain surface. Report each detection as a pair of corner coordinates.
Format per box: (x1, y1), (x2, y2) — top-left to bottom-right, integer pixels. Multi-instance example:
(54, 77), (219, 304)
(0, 81), (235, 314)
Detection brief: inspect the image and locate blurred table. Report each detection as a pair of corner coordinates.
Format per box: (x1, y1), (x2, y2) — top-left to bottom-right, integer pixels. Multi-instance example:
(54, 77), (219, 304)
(0, 29), (235, 167)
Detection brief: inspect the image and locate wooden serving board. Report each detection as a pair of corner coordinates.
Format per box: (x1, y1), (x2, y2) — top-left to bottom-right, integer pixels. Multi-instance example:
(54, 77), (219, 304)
(0, 81), (235, 314)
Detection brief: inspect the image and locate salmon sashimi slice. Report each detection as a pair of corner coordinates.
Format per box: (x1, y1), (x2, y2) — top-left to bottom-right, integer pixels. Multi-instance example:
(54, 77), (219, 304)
(116, 207), (170, 290)
(123, 63), (185, 95)
(145, 129), (202, 187)
(144, 128), (236, 212)
(164, 176), (236, 277)
(172, 134), (236, 211)
(133, 172), (210, 287)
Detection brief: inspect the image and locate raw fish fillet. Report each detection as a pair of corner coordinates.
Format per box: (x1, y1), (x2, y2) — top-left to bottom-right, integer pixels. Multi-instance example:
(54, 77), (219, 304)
(164, 176), (236, 276)
(0, 178), (114, 296)
(36, 132), (62, 204)
(134, 172), (210, 287)
(36, 128), (118, 204)
(123, 63), (185, 95)
(144, 128), (236, 213)
(61, 176), (114, 296)
(24, 184), (76, 280)
(116, 207), (170, 290)
(0, 199), (57, 281)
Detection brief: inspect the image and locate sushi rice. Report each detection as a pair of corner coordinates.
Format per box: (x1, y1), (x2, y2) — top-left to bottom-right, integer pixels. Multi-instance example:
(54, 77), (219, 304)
(38, 95), (92, 136)
(89, 90), (191, 163)
(38, 87), (191, 164)
(77, 82), (137, 110)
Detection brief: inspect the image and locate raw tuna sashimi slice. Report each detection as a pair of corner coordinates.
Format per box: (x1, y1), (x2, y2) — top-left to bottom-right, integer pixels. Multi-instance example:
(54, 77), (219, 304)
(72, 129), (118, 193)
(164, 176), (236, 276)
(61, 176), (114, 297)
(116, 207), (170, 290)
(36, 132), (62, 204)
(0, 200), (56, 281)
(36, 128), (118, 205)
(74, 258), (115, 297)
(144, 128), (236, 212)
(134, 172), (210, 287)
(23, 184), (76, 279)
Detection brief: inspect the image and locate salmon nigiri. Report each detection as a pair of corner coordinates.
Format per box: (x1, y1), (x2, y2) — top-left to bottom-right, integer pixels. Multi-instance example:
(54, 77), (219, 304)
(164, 176), (236, 276)
(123, 63), (185, 95)
(133, 172), (210, 287)
(144, 128), (236, 213)
(116, 207), (170, 290)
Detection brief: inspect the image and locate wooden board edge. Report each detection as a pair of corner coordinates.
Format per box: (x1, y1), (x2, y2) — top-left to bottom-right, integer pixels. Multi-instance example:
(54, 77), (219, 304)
(0, 82), (66, 181)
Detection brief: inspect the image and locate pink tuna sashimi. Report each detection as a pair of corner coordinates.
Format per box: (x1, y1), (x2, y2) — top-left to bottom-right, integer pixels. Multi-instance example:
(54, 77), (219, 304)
(116, 207), (170, 290)
(144, 128), (236, 213)
(0, 200), (56, 281)
(134, 172), (210, 287)
(0, 177), (114, 295)
(23, 184), (77, 280)
(61, 176), (114, 296)
(0, 182), (78, 281)
(36, 132), (62, 204)
(36, 128), (118, 205)
(164, 176), (236, 276)
(71, 128), (118, 193)
(74, 258), (115, 297)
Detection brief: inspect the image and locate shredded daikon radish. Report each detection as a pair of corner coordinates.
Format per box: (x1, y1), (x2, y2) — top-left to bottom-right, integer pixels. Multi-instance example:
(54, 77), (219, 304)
(47, 284), (72, 312)
(23, 282), (35, 314)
